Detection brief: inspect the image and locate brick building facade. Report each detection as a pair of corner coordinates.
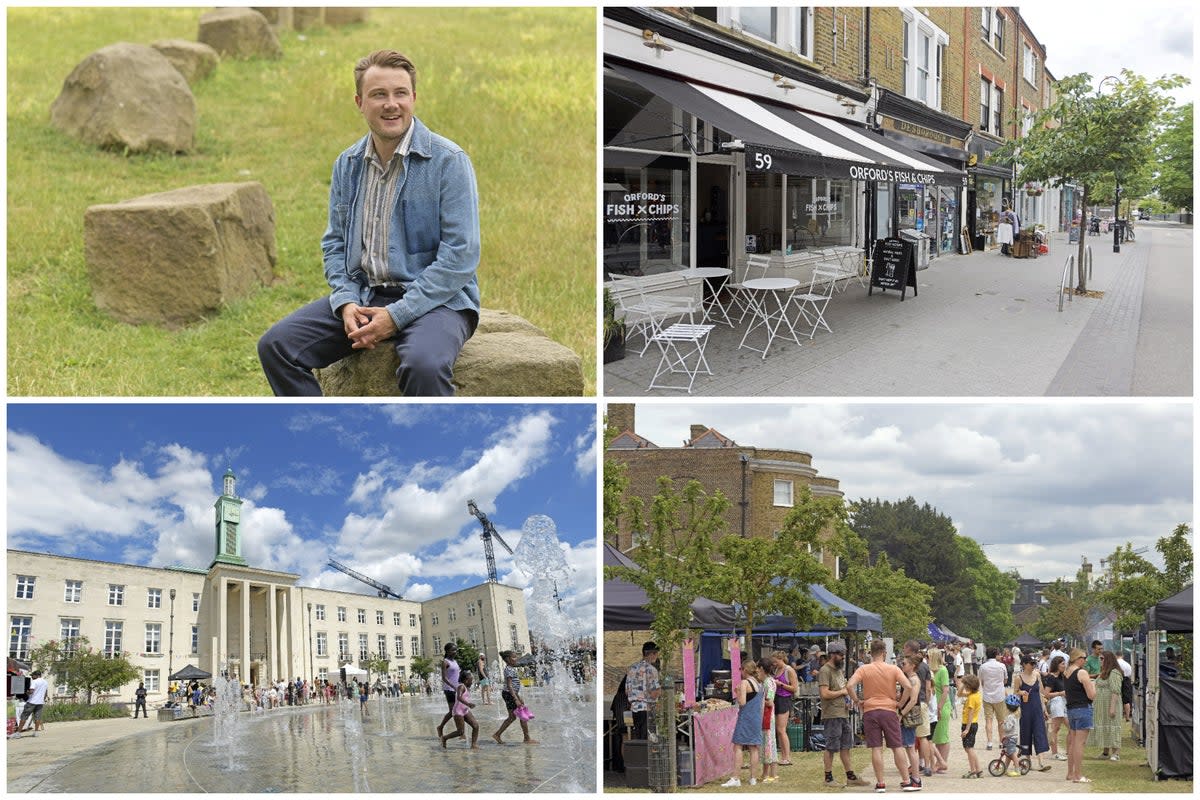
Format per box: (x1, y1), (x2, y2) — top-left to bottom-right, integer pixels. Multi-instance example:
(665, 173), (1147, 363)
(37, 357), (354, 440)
(606, 404), (844, 570)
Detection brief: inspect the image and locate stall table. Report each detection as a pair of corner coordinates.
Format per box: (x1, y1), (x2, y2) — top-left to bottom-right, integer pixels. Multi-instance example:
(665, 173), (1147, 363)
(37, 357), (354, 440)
(677, 705), (739, 787)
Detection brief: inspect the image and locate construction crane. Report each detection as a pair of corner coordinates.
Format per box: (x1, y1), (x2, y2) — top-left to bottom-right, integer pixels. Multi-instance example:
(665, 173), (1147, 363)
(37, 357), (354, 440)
(327, 558), (403, 600)
(467, 499), (514, 583)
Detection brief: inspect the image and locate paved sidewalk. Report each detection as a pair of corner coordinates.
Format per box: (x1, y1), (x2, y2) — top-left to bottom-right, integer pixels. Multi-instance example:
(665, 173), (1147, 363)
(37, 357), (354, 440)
(604, 224), (1190, 397)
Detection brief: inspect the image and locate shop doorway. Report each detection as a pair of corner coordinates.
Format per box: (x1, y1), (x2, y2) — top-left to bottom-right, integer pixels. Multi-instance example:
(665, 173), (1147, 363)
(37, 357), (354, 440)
(696, 163), (731, 268)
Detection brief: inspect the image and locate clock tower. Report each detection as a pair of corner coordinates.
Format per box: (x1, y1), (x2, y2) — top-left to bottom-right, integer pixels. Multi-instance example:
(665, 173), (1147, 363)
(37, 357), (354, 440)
(212, 467), (248, 567)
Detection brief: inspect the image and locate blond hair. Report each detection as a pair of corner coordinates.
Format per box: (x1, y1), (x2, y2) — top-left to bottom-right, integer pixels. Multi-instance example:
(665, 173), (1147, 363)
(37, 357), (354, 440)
(354, 50), (417, 95)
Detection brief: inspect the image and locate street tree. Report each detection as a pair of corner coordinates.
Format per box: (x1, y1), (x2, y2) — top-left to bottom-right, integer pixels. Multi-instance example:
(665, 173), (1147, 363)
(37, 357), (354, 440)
(603, 476), (723, 671)
(836, 549), (934, 642)
(365, 655), (390, 684)
(991, 69), (1186, 291)
(409, 655), (436, 683)
(27, 636), (140, 705)
(1103, 524), (1194, 632)
(1035, 572), (1094, 645)
(704, 487), (842, 640)
(1155, 103), (1193, 211)
(453, 638), (483, 680)
(603, 418), (644, 548)
(955, 538), (1019, 644)
(1157, 523), (1193, 596)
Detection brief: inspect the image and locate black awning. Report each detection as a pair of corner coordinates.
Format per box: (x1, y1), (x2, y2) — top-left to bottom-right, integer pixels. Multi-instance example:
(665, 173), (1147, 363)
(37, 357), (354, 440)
(609, 63), (965, 188)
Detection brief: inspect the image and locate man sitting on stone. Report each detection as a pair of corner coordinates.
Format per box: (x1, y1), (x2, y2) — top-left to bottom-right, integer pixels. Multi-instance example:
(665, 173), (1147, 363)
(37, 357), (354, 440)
(258, 49), (480, 396)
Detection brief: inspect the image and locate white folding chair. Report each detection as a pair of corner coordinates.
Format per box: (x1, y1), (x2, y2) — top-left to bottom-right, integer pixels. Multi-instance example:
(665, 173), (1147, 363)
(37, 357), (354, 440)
(648, 322), (715, 393)
(791, 266), (839, 339)
(727, 254), (771, 322)
(608, 274), (698, 356)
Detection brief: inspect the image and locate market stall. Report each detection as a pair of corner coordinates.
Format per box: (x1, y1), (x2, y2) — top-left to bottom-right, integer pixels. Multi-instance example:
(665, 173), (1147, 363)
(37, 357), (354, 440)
(1144, 584), (1192, 780)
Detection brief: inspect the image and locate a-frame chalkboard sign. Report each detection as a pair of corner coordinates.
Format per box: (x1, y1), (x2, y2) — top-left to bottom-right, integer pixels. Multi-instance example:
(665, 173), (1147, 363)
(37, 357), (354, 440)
(869, 237), (918, 301)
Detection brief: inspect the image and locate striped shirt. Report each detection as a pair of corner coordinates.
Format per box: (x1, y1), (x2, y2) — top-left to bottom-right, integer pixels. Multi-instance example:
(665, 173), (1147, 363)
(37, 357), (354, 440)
(360, 123), (415, 288)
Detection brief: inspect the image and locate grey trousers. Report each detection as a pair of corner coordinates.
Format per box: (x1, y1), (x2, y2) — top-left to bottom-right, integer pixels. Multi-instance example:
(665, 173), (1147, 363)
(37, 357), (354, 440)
(257, 297), (475, 396)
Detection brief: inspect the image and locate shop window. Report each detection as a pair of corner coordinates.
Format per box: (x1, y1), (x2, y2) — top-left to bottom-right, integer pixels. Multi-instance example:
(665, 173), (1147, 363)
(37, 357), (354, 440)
(897, 184), (924, 231)
(745, 172), (783, 254)
(603, 160), (690, 277)
(787, 177), (853, 249)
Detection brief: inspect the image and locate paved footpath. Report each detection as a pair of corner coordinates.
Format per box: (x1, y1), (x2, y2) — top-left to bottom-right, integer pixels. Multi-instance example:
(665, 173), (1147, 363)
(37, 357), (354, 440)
(604, 223), (1191, 397)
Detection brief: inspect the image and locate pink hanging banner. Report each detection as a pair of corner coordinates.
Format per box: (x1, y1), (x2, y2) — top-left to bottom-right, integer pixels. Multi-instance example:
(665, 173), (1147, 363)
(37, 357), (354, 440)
(682, 638), (696, 708)
(729, 637), (741, 685)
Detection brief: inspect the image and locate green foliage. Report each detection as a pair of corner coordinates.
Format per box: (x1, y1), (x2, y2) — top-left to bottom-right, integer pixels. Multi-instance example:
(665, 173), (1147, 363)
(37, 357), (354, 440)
(364, 655), (391, 680)
(1155, 104), (1193, 211)
(837, 549), (934, 642)
(409, 655), (436, 681)
(7, 7), (597, 395)
(1035, 572), (1095, 645)
(1102, 525), (1193, 633)
(849, 497), (1015, 643)
(452, 639), (482, 680)
(603, 477), (725, 671)
(27, 636), (141, 705)
(602, 418), (644, 547)
(991, 70), (1186, 291)
(42, 701), (129, 722)
(705, 487), (839, 640)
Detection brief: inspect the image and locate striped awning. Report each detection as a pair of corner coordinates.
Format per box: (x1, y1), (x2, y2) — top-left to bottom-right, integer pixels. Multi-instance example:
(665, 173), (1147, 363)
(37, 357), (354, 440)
(613, 64), (965, 188)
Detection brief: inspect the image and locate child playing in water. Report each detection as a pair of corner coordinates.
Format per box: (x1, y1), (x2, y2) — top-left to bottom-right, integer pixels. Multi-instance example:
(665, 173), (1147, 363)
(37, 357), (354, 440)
(492, 650), (538, 745)
(441, 671), (479, 749)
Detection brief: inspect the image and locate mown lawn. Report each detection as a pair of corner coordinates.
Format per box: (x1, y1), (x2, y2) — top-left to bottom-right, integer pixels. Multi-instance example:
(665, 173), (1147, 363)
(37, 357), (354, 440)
(7, 7), (597, 395)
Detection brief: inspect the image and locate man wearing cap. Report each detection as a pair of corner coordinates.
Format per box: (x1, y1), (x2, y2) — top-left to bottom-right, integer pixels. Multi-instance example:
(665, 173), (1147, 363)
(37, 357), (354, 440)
(818, 642), (869, 787)
(626, 642), (661, 740)
(803, 645), (823, 683)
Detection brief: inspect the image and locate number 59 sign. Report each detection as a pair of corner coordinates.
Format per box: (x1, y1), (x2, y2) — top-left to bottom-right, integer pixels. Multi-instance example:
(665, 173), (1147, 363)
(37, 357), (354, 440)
(752, 151), (773, 171)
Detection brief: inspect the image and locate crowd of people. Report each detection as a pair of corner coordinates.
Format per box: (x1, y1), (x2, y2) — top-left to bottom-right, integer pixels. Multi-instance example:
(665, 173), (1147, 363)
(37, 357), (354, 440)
(708, 636), (1137, 791)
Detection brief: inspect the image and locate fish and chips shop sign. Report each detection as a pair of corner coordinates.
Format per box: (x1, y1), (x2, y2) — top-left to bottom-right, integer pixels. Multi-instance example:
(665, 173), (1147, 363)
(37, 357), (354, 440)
(746, 145), (958, 186)
(605, 192), (681, 222)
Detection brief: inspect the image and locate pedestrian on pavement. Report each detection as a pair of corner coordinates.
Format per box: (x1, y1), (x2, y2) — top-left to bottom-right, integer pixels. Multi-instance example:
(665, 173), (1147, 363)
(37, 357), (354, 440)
(928, 648), (953, 773)
(1012, 656), (1052, 770)
(17, 670), (49, 735)
(1044, 656), (1069, 761)
(756, 660), (779, 784)
(898, 655), (926, 790)
(435, 641), (460, 740)
(817, 641), (870, 788)
(769, 650), (800, 766)
(978, 647), (1009, 751)
(962, 641), (975, 676)
(845, 638), (917, 793)
(959, 674), (984, 778)
(901, 640), (936, 776)
(1064, 648), (1097, 783)
(1089, 652), (1124, 761)
(722, 659), (763, 787)
(133, 682), (148, 719)
(624, 641), (660, 740)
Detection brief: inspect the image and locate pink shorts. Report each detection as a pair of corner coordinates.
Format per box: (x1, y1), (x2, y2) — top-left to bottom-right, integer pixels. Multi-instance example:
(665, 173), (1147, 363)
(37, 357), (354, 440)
(863, 709), (904, 749)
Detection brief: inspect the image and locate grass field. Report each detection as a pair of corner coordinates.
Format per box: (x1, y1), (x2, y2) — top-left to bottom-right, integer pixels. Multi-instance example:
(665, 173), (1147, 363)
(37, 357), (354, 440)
(7, 7), (597, 395)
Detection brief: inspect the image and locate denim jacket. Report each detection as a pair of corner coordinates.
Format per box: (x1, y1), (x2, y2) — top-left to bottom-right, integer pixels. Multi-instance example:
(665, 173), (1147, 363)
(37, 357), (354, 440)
(321, 117), (481, 332)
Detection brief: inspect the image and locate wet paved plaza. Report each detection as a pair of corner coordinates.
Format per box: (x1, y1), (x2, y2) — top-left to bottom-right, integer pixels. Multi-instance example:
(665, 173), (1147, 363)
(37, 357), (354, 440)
(10, 686), (595, 793)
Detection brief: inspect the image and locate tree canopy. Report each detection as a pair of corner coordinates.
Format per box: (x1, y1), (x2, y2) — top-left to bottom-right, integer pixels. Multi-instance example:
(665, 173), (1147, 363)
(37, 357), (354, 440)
(28, 636), (140, 705)
(836, 549), (934, 642)
(1102, 523), (1194, 632)
(991, 69), (1186, 291)
(1034, 570), (1095, 645)
(849, 497), (1015, 642)
(1155, 103), (1193, 211)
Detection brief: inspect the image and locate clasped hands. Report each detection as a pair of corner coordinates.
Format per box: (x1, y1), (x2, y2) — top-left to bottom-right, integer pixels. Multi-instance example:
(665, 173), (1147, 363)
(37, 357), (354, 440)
(341, 303), (397, 349)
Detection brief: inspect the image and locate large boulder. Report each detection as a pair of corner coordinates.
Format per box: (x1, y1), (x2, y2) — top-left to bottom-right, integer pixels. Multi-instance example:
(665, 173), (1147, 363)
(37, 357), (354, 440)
(292, 8), (325, 29)
(150, 39), (219, 85)
(316, 309), (585, 396)
(251, 7), (294, 30)
(50, 43), (195, 154)
(197, 8), (282, 59)
(84, 182), (276, 327)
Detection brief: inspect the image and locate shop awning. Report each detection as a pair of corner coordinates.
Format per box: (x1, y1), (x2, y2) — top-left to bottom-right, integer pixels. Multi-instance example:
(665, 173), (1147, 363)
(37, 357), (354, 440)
(612, 64), (965, 188)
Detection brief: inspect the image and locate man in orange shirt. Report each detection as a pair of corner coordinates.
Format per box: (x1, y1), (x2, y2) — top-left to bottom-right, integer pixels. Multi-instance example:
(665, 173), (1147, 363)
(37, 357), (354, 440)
(846, 639), (918, 793)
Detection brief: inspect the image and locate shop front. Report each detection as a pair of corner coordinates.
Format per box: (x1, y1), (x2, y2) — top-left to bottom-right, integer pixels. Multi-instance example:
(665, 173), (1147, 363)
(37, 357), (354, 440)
(875, 96), (971, 259)
(604, 62), (964, 288)
(966, 136), (1014, 251)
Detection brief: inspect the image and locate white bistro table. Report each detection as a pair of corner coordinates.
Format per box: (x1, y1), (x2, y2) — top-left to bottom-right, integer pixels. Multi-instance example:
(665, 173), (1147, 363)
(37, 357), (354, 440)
(678, 267), (734, 326)
(738, 277), (801, 359)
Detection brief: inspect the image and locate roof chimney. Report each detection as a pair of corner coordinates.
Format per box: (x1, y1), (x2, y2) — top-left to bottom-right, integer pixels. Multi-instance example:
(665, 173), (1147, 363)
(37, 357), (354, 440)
(690, 424), (708, 442)
(607, 403), (635, 436)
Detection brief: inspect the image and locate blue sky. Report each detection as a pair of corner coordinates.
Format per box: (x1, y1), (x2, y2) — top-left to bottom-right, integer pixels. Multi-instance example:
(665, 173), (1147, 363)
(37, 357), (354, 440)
(7, 403), (598, 634)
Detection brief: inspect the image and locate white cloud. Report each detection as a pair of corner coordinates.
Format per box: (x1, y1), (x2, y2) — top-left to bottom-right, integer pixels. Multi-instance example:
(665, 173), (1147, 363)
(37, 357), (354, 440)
(574, 418), (598, 476)
(405, 583), (435, 602)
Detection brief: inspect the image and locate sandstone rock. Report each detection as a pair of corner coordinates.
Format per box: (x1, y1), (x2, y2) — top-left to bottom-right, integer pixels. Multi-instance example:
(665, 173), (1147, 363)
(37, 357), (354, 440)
(84, 182), (276, 327)
(292, 7), (325, 29)
(50, 43), (195, 154)
(324, 8), (370, 26)
(198, 8), (282, 59)
(150, 39), (218, 84)
(251, 7), (294, 29)
(316, 308), (585, 396)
